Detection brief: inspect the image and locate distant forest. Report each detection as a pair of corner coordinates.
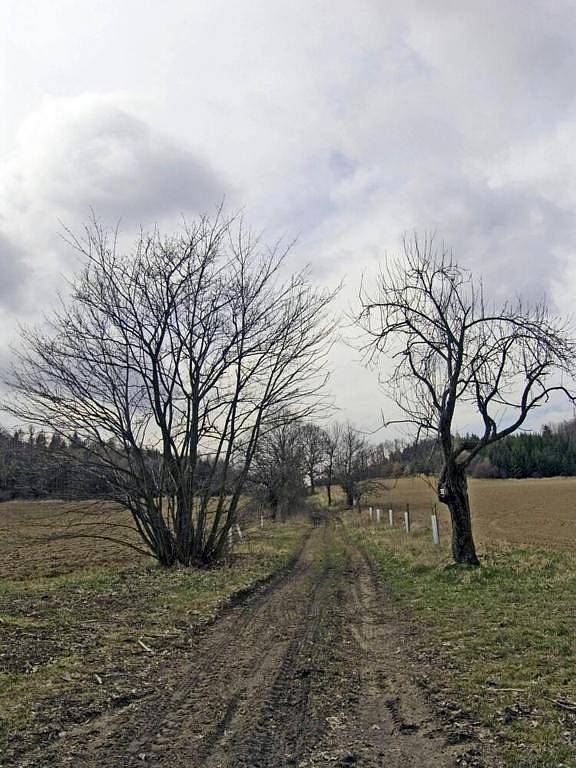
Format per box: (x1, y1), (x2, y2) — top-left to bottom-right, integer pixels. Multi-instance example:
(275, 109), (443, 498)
(0, 429), (110, 501)
(0, 428), (218, 502)
(384, 418), (576, 479)
(2, 418), (576, 502)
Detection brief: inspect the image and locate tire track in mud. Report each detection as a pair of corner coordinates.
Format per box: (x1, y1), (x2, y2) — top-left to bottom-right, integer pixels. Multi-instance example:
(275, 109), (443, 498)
(15, 523), (493, 767)
(204, 535), (341, 768)
(15, 528), (329, 767)
(303, 532), (466, 767)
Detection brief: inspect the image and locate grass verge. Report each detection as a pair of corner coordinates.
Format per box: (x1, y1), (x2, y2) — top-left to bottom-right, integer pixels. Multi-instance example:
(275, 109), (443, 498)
(0, 518), (309, 760)
(349, 519), (576, 768)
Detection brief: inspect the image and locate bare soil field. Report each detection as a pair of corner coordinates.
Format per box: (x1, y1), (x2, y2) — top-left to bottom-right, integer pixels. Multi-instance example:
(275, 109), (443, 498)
(0, 500), (143, 580)
(362, 476), (576, 550)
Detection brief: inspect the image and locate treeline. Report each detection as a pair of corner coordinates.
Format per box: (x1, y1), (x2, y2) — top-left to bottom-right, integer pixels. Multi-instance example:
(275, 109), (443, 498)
(477, 422), (576, 479)
(378, 420), (576, 480)
(0, 428), (111, 501)
(0, 427), (225, 503)
(0, 420), (387, 509)
(3, 417), (576, 504)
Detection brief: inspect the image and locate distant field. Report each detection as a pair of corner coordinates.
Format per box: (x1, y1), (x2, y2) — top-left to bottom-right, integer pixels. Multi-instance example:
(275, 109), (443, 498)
(359, 476), (576, 551)
(0, 497), (255, 581)
(2, 476), (576, 581)
(0, 500), (143, 580)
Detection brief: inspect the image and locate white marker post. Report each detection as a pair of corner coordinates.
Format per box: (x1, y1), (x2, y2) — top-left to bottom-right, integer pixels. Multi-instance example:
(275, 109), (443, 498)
(227, 528), (233, 549)
(260, 514), (264, 529)
(404, 504), (411, 533)
(235, 523), (243, 541)
(368, 506), (373, 522)
(376, 508), (381, 524)
(431, 507), (440, 545)
(388, 508), (394, 527)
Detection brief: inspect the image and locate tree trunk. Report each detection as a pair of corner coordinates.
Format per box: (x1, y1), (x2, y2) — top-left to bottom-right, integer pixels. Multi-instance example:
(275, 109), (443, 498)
(151, 519), (178, 567)
(308, 468), (316, 496)
(175, 488), (194, 565)
(326, 480), (332, 506)
(270, 495), (279, 521)
(344, 481), (354, 507)
(438, 464), (479, 566)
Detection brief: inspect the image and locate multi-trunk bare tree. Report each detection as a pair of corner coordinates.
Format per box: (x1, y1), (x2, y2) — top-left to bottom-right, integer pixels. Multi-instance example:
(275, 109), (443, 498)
(249, 419), (308, 520)
(358, 235), (575, 565)
(300, 423), (328, 495)
(334, 421), (368, 507)
(6, 213), (337, 566)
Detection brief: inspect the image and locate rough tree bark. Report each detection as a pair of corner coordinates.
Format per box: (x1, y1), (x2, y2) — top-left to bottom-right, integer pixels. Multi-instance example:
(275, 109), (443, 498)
(438, 463), (478, 565)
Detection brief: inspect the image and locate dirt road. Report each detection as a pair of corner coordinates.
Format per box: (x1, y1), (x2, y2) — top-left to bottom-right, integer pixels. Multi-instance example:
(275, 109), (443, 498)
(16, 524), (490, 767)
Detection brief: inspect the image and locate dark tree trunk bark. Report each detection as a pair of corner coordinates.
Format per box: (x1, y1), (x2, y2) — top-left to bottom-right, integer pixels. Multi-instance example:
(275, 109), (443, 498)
(175, 488), (194, 565)
(438, 464), (479, 566)
(309, 471), (315, 496)
(326, 481), (332, 506)
(151, 521), (178, 567)
(344, 481), (354, 507)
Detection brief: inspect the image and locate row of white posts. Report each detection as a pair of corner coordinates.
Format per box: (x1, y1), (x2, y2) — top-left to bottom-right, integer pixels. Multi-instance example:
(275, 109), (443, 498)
(367, 503), (441, 545)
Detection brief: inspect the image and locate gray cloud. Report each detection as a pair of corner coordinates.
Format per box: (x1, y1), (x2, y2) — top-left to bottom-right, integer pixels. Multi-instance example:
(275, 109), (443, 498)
(0, 232), (29, 309)
(2, 95), (225, 229)
(3, 2), (576, 430)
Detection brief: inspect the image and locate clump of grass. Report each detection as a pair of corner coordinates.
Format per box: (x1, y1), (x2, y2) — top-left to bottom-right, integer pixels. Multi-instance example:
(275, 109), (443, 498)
(350, 523), (576, 767)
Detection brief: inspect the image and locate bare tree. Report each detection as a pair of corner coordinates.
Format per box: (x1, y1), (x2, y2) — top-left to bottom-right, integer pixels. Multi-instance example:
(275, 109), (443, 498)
(323, 422), (341, 506)
(334, 422), (367, 507)
(358, 235), (575, 565)
(249, 419), (307, 520)
(5, 213), (336, 566)
(300, 423), (327, 495)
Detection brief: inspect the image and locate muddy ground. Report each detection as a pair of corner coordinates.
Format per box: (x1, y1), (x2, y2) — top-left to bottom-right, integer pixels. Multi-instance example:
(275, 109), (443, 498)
(10, 524), (495, 767)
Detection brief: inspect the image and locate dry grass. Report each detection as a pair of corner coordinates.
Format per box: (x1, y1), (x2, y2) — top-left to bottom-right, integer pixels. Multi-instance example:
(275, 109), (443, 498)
(341, 476), (576, 764)
(350, 519), (576, 767)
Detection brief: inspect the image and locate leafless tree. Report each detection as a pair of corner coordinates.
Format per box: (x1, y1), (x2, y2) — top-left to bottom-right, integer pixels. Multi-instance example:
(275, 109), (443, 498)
(358, 235), (576, 565)
(300, 423), (327, 495)
(5, 212), (337, 566)
(249, 419), (307, 520)
(334, 422), (367, 507)
(323, 422), (341, 506)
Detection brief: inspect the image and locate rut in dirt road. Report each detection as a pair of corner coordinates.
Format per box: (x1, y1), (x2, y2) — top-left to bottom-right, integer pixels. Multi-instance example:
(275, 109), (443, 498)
(17, 524), (490, 768)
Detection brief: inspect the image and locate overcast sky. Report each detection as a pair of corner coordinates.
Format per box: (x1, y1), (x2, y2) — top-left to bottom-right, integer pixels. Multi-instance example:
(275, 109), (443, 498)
(2, 0), (576, 435)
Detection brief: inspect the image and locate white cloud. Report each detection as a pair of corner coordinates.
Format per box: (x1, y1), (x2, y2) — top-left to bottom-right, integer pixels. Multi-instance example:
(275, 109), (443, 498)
(0, 231), (29, 307)
(0, 93), (226, 308)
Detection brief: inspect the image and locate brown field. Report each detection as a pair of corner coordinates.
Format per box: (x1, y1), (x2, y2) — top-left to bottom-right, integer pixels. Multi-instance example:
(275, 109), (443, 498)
(2, 475), (576, 582)
(0, 497), (256, 581)
(360, 476), (576, 551)
(0, 500), (144, 580)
